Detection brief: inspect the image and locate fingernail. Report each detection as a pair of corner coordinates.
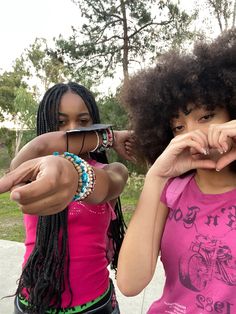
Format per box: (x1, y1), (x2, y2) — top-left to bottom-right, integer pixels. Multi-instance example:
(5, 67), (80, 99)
(11, 191), (20, 201)
(216, 168), (220, 172)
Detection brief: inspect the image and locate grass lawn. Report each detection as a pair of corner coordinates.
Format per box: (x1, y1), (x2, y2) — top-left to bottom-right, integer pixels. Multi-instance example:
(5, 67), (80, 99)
(0, 192), (25, 242)
(0, 174), (143, 242)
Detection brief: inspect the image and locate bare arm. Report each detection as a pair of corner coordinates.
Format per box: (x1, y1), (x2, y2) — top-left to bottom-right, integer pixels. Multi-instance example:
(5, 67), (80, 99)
(117, 130), (218, 296)
(0, 156), (128, 215)
(85, 161), (128, 204)
(11, 129), (135, 170)
(117, 172), (168, 296)
(10, 131), (99, 170)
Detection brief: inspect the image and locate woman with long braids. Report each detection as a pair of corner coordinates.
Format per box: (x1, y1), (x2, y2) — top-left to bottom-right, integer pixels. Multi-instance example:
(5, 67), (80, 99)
(2, 82), (132, 314)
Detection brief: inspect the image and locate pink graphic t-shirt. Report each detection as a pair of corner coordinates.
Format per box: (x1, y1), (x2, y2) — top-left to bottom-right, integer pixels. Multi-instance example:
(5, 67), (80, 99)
(23, 160), (116, 307)
(148, 173), (236, 314)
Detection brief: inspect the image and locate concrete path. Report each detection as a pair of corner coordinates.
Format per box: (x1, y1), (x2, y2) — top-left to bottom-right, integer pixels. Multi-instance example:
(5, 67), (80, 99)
(0, 240), (165, 314)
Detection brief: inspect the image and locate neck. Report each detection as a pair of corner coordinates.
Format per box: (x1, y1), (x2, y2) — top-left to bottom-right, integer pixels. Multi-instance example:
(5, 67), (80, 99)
(194, 166), (236, 194)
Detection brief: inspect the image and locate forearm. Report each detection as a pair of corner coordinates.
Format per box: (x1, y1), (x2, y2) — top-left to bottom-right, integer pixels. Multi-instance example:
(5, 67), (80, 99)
(117, 172), (168, 296)
(86, 162), (128, 204)
(10, 131), (102, 170)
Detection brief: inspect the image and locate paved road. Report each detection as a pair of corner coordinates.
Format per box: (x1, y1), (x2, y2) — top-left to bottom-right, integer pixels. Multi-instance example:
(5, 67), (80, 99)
(0, 240), (165, 314)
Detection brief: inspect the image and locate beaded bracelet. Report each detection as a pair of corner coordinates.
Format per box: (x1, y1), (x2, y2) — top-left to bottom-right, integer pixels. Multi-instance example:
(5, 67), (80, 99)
(53, 152), (96, 201)
(97, 127), (114, 152)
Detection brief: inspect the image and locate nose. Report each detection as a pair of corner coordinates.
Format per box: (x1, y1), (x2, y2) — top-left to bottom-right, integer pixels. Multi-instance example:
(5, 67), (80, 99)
(67, 121), (79, 131)
(185, 121), (208, 135)
(185, 121), (195, 133)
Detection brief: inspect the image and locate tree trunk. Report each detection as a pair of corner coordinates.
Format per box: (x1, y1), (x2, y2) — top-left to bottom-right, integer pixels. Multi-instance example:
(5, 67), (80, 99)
(15, 129), (23, 156)
(120, 0), (129, 81)
(233, 0), (236, 27)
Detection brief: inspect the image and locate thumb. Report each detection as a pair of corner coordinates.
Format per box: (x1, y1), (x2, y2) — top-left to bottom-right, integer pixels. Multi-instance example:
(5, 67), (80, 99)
(216, 150), (236, 171)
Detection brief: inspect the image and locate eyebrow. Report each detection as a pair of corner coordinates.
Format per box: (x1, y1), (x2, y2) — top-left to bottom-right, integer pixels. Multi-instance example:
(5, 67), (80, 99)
(58, 112), (90, 117)
(183, 107), (193, 116)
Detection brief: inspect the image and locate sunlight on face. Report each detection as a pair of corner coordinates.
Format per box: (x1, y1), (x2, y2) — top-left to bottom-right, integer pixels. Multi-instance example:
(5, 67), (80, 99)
(58, 92), (93, 131)
(170, 105), (230, 136)
(170, 104), (231, 161)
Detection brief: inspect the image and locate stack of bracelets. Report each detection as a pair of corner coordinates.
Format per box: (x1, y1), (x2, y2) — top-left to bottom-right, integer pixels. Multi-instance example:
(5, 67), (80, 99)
(95, 127), (114, 153)
(53, 152), (96, 201)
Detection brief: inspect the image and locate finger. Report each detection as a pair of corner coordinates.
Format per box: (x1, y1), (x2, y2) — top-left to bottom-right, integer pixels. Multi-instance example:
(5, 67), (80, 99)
(218, 132), (232, 153)
(0, 167), (33, 194)
(191, 159), (216, 170)
(173, 131), (208, 154)
(208, 124), (226, 153)
(171, 137), (208, 156)
(215, 148), (236, 171)
(18, 195), (69, 215)
(9, 156), (77, 204)
(10, 176), (59, 204)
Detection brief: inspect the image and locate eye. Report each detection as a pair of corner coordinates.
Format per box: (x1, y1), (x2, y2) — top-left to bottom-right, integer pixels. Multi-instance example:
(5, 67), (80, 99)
(58, 120), (66, 126)
(79, 119), (91, 126)
(172, 125), (184, 134)
(199, 113), (215, 122)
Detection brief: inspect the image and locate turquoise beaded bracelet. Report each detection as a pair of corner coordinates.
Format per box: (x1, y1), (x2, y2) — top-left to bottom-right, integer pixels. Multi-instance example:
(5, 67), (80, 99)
(53, 152), (96, 201)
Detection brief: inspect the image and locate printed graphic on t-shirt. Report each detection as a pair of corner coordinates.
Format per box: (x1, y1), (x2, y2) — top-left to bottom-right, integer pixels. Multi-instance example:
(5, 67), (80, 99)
(179, 234), (236, 292)
(162, 203), (236, 314)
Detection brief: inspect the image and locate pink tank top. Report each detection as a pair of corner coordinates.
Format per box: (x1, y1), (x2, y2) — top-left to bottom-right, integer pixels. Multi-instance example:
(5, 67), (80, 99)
(23, 160), (116, 307)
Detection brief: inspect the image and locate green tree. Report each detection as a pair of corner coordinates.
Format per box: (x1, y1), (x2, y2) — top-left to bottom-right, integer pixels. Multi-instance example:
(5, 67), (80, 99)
(0, 58), (28, 119)
(24, 38), (72, 91)
(198, 0), (236, 32)
(55, 0), (196, 83)
(207, 0), (236, 31)
(98, 94), (128, 129)
(13, 87), (37, 155)
(0, 60), (37, 158)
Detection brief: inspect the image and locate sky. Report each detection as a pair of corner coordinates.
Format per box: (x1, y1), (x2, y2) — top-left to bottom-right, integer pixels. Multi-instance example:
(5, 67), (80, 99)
(0, 0), (81, 71)
(0, 0), (222, 89)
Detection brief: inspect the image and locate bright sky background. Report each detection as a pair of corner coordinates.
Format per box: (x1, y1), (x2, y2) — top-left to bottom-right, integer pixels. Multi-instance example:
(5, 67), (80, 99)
(0, 0), (81, 71)
(0, 0), (222, 128)
(0, 0), (222, 73)
(0, 0), (223, 95)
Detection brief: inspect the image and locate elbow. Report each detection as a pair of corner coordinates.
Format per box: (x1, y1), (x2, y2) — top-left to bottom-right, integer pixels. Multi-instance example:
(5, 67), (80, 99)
(116, 274), (145, 297)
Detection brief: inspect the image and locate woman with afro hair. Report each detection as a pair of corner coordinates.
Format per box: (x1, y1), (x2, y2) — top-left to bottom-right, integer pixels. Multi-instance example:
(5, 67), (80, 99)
(117, 28), (236, 314)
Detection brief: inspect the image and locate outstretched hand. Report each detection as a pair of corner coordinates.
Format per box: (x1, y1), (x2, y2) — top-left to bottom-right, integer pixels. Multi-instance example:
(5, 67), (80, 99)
(0, 155), (78, 215)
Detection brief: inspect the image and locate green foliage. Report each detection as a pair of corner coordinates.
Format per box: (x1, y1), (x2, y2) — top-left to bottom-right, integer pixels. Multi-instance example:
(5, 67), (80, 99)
(14, 87), (37, 129)
(205, 0), (236, 31)
(98, 94), (128, 129)
(54, 0), (197, 84)
(0, 128), (15, 161)
(25, 38), (73, 90)
(0, 58), (28, 117)
(0, 128), (36, 165)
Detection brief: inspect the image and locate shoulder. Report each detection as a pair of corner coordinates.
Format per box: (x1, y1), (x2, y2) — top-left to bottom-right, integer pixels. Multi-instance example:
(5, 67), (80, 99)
(162, 173), (195, 208)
